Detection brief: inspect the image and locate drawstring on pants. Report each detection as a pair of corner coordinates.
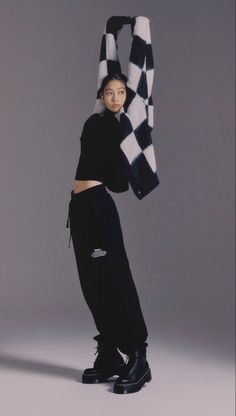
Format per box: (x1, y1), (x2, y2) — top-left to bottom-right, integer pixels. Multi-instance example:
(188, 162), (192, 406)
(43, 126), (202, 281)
(66, 204), (72, 248)
(65, 190), (75, 248)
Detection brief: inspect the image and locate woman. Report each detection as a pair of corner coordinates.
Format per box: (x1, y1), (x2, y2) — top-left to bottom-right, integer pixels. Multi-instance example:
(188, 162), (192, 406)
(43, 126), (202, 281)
(66, 73), (152, 394)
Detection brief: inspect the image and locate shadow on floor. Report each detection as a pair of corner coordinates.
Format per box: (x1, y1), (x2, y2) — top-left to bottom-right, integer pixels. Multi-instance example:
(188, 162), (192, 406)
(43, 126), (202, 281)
(0, 352), (85, 381)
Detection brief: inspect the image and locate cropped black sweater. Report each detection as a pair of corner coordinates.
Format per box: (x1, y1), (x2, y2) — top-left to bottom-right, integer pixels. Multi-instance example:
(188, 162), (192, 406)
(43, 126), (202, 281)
(74, 107), (130, 193)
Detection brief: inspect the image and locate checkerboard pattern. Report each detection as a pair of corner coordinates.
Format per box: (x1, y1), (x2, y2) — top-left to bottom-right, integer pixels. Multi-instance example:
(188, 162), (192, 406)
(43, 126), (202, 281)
(92, 16), (160, 200)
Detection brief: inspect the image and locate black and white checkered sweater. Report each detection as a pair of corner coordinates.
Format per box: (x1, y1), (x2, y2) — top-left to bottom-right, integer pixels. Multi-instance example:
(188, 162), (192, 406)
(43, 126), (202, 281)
(92, 15), (160, 200)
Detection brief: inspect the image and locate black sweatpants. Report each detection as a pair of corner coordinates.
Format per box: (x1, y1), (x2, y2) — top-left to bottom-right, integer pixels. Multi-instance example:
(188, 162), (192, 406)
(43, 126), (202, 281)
(66, 184), (148, 355)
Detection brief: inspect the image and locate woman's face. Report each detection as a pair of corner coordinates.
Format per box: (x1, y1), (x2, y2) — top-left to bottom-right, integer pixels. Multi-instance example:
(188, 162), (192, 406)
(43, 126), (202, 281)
(100, 79), (127, 112)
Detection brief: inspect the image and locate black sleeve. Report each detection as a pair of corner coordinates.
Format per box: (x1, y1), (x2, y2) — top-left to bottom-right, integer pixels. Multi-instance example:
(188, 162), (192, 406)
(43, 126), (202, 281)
(74, 115), (105, 181)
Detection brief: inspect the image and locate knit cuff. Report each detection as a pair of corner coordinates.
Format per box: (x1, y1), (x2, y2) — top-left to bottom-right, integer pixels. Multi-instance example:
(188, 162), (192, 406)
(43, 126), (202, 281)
(106, 16), (132, 34)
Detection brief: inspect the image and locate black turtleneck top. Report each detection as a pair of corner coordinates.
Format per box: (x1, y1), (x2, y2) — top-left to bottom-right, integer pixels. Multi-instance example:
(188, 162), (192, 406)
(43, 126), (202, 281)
(74, 108), (130, 193)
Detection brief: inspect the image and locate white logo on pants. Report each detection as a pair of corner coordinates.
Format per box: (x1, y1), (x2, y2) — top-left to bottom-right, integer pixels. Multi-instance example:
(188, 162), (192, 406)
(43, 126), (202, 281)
(91, 248), (107, 258)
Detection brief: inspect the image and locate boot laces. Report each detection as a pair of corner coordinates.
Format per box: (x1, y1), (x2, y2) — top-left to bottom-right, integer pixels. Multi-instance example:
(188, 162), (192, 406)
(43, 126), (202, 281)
(93, 344), (115, 366)
(93, 345), (104, 366)
(119, 354), (136, 374)
(122, 352), (141, 374)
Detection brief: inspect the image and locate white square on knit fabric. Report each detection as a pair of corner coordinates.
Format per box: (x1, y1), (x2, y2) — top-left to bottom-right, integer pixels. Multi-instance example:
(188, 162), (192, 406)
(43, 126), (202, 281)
(106, 34), (118, 60)
(148, 105), (154, 129)
(127, 62), (143, 93)
(127, 95), (147, 130)
(120, 131), (142, 164)
(133, 16), (150, 41)
(146, 69), (154, 97)
(92, 99), (105, 114)
(97, 60), (108, 88)
(143, 144), (157, 172)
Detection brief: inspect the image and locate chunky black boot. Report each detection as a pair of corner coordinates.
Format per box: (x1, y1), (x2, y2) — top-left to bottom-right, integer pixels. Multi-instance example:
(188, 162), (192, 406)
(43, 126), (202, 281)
(82, 335), (126, 383)
(113, 342), (152, 394)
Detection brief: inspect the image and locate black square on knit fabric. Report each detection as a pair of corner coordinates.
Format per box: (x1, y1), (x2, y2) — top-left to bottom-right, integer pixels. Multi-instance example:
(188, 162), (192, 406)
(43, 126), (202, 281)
(120, 113), (134, 138)
(99, 35), (107, 61)
(134, 120), (152, 150)
(137, 71), (148, 100)
(148, 95), (153, 106)
(130, 153), (151, 186)
(107, 60), (122, 75)
(146, 44), (154, 70)
(124, 87), (136, 110)
(130, 35), (146, 69)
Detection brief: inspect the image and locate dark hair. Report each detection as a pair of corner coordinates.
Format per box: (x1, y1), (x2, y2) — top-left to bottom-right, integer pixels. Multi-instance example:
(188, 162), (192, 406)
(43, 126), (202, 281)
(98, 73), (128, 96)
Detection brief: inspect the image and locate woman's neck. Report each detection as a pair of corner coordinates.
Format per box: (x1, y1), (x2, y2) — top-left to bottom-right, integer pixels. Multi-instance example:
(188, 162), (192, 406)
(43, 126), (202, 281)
(104, 107), (117, 116)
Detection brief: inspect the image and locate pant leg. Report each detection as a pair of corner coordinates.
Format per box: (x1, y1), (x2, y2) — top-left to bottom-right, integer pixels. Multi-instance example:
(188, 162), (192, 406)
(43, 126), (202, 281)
(68, 187), (106, 336)
(67, 184), (148, 354)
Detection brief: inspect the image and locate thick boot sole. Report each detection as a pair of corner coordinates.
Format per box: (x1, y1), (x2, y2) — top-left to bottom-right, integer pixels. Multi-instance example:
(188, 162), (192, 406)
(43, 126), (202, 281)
(82, 365), (125, 384)
(113, 368), (152, 394)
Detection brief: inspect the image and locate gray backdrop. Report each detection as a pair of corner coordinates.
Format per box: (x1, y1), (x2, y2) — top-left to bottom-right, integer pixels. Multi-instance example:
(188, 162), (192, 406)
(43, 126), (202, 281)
(0, 0), (234, 362)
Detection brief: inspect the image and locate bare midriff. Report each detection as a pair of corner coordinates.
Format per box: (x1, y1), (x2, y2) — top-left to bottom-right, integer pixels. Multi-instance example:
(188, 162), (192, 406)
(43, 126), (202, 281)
(73, 179), (103, 194)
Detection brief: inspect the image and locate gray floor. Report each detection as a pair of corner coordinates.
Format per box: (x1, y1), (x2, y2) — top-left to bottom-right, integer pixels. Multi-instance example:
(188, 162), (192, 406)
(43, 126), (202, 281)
(0, 312), (235, 416)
